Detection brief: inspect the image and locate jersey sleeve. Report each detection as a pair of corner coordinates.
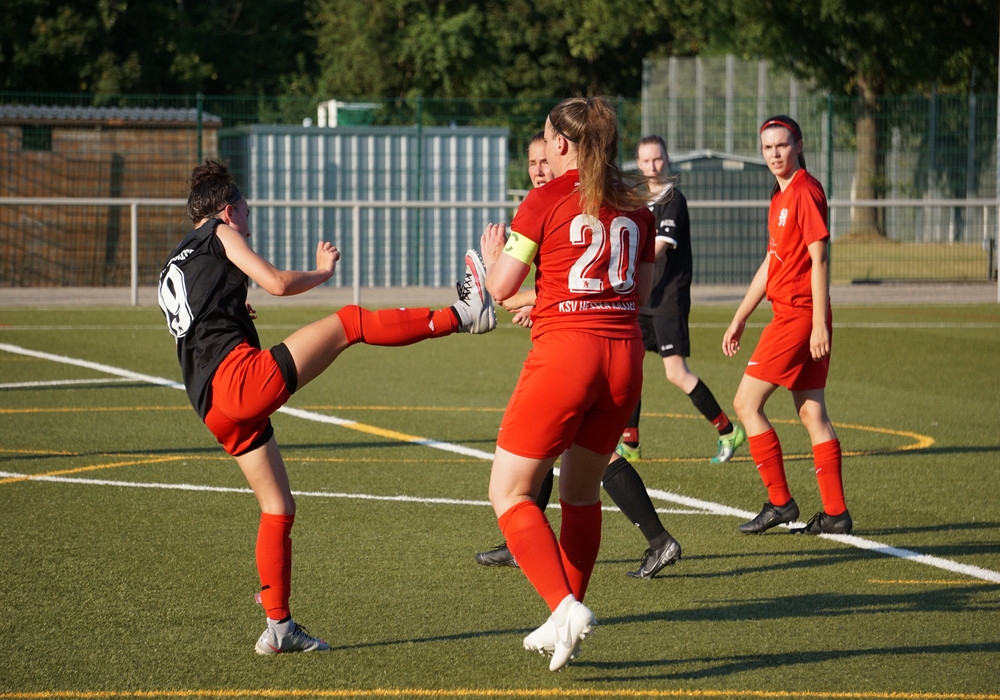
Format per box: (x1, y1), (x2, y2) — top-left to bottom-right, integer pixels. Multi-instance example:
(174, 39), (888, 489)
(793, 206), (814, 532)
(509, 188), (547, 246)
(796, 179), (830, 246)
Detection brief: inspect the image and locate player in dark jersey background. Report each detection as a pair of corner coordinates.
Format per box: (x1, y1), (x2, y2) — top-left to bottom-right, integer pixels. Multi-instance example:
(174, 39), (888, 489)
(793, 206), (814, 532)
(158, 159), (495, 655)
(617, 135), (745, 465)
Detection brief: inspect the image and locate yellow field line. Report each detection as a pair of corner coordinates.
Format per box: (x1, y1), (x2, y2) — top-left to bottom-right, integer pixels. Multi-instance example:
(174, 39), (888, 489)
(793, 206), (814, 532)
(2, 688), (999, 699)
(0, 455), (191, 485)
(0, 406), (188, 414)
(0, 407), (935, 473)
(869, 579), (983, 586)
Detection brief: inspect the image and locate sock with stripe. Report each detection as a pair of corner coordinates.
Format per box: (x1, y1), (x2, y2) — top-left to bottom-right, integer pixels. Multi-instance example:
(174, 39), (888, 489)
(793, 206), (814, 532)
(688, 379), (733, 435)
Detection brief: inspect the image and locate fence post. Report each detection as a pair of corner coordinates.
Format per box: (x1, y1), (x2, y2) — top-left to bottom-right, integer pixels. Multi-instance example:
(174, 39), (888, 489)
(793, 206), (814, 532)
(196, 92), (204, 164)
(352, 203), (361, 306)
(130, 202), (139, 306)
(826, 96), (834, 197)
(416, 94), (424, 286)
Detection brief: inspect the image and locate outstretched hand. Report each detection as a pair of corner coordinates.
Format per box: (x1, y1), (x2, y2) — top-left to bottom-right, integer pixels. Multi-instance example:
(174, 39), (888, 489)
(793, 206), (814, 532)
(480, 223), (507, 268)
(316, 241), (340, 278)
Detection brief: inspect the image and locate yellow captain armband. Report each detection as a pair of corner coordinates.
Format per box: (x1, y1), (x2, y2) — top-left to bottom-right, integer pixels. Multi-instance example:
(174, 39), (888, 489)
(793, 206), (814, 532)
(503, 230), (538, 265)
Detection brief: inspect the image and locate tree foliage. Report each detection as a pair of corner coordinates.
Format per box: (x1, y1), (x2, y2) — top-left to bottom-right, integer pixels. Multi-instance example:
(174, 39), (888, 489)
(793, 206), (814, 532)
(2, 0), (994, 103)
(726, 0), (998, 233)
(309, 0), (681, 100)
(0, 0), (315, 95)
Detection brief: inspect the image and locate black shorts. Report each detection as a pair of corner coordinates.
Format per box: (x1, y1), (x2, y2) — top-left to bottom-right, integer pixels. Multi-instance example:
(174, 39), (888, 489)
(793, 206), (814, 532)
(639, 313), (690, 358)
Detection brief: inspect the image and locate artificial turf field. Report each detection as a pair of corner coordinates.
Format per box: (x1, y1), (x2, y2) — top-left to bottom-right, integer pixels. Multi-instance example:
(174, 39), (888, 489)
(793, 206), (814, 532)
(1, 299), (998, 700)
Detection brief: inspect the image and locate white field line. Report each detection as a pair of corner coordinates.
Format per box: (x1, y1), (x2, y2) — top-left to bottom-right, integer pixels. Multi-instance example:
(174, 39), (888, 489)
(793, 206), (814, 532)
(2, 341), (999, 585)
(0, 377), (137, 389)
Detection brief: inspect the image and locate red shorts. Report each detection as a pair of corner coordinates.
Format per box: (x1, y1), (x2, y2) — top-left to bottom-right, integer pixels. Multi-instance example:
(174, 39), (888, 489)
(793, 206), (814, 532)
(747, 303), (832, 391)
(497, 330), (644, 460)
(204, 342), (292, 456)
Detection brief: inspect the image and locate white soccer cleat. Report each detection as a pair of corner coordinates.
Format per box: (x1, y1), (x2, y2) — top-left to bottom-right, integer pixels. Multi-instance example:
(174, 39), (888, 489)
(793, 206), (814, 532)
(523, 617), (557, 656)
(454, 249), (496, 334)
(547, 595), (596, 672)
(255, 618), (330, 655)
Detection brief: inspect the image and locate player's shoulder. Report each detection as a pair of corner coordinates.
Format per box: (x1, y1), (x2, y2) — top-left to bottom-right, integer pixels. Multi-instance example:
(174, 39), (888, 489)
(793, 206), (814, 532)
(519, 172), (576, 212)
(791, 169), (826, 199)
(652, 182), (687, 212)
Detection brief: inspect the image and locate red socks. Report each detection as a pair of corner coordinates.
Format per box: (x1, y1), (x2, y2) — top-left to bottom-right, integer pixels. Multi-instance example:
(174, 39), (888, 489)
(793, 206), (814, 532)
(499, 501), (571, 611)
(257, 513), (294, 621)
(621, 427), (639, 445)
(748, 428), (792, 506)
(749, 430), (846, 515)
(499, 499), (602, 610)
(710, 411), (733, 434)
(558, 501), (602, 602)
(813, 439), (846, 516)
(335, 305), (458, 346)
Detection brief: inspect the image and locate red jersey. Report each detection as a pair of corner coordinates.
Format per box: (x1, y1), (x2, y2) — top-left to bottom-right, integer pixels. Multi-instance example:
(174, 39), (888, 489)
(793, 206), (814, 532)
(510, 169), (655, 338)
(765, 169), (829, 308)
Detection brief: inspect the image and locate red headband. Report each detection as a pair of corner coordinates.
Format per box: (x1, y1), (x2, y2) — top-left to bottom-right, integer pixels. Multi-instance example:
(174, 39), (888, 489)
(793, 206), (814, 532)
(760, 118), (801, 141)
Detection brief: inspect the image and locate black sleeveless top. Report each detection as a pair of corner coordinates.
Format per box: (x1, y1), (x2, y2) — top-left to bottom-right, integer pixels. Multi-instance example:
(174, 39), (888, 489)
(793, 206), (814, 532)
(644, 186), (693, 316)
(157, 219), (260, 418)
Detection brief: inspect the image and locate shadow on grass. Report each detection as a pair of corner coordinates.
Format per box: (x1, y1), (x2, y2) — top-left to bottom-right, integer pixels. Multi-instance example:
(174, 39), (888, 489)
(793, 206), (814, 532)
(576, 639), (1000, 681)
(862, 520), (1000, 536)
(608, 541), (1000, 586)
(607, 583), (1000, 628)
(870, 444), (1000, 458)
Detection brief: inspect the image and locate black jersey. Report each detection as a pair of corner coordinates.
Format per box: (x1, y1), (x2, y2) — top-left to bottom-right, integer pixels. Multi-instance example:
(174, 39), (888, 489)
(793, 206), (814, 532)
(643, 184), (692, 317)
(157, 219), (259, 419)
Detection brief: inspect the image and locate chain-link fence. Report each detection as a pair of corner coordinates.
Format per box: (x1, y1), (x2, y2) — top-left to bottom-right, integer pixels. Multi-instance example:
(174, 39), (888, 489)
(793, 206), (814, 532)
(1, 90), (997, 291)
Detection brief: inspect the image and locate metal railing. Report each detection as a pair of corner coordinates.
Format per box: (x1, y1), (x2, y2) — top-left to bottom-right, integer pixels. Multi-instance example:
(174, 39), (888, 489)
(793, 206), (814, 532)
(2, 196), (998, 304)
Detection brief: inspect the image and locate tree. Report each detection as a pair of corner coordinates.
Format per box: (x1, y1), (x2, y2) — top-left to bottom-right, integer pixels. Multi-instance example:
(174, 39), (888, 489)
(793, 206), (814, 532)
(309, 0), (680, 100)
(729, 0), (999, 235)
(0, 0), (315, 96)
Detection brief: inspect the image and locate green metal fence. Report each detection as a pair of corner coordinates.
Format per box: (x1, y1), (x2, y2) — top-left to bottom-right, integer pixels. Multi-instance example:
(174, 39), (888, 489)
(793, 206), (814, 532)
(1, 90), (997, 289)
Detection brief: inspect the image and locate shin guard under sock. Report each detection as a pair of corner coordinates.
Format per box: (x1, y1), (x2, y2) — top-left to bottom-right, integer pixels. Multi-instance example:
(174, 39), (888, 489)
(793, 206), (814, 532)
(603, 457), (665, 543)
(499, 500), (571, 611)
(558, 500), (602, 602)
(256, 512), (294, 621)
(748, 428), (792, 506)
(813, 438), (846, 516)
(335, 305), (458, 347)
(534, 469), (554, 511)
(688, 380), (732, 433)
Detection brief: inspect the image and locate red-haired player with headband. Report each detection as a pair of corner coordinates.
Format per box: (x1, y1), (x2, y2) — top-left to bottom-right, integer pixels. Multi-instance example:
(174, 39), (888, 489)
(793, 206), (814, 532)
(721, 115), (852, 536)
(479, 96), (655, 671)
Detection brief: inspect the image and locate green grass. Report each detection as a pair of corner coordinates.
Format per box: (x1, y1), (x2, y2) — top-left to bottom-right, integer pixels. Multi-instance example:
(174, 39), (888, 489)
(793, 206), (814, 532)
(830, 238), (991, 282)
(1, 302), (999, 700)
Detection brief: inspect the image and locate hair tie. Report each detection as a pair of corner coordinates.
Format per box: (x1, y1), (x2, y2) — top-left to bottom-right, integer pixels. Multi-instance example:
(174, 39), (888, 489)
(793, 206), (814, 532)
(760, 118), (801, 141)
(550, 120), (578, 144)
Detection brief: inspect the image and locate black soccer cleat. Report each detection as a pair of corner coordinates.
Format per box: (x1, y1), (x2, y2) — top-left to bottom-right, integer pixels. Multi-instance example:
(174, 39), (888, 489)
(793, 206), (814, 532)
(738, 499), (800, 534)
(791, 509), (853, 535)
(474, 542), (518, 567)
(626, 535), (682, 579)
